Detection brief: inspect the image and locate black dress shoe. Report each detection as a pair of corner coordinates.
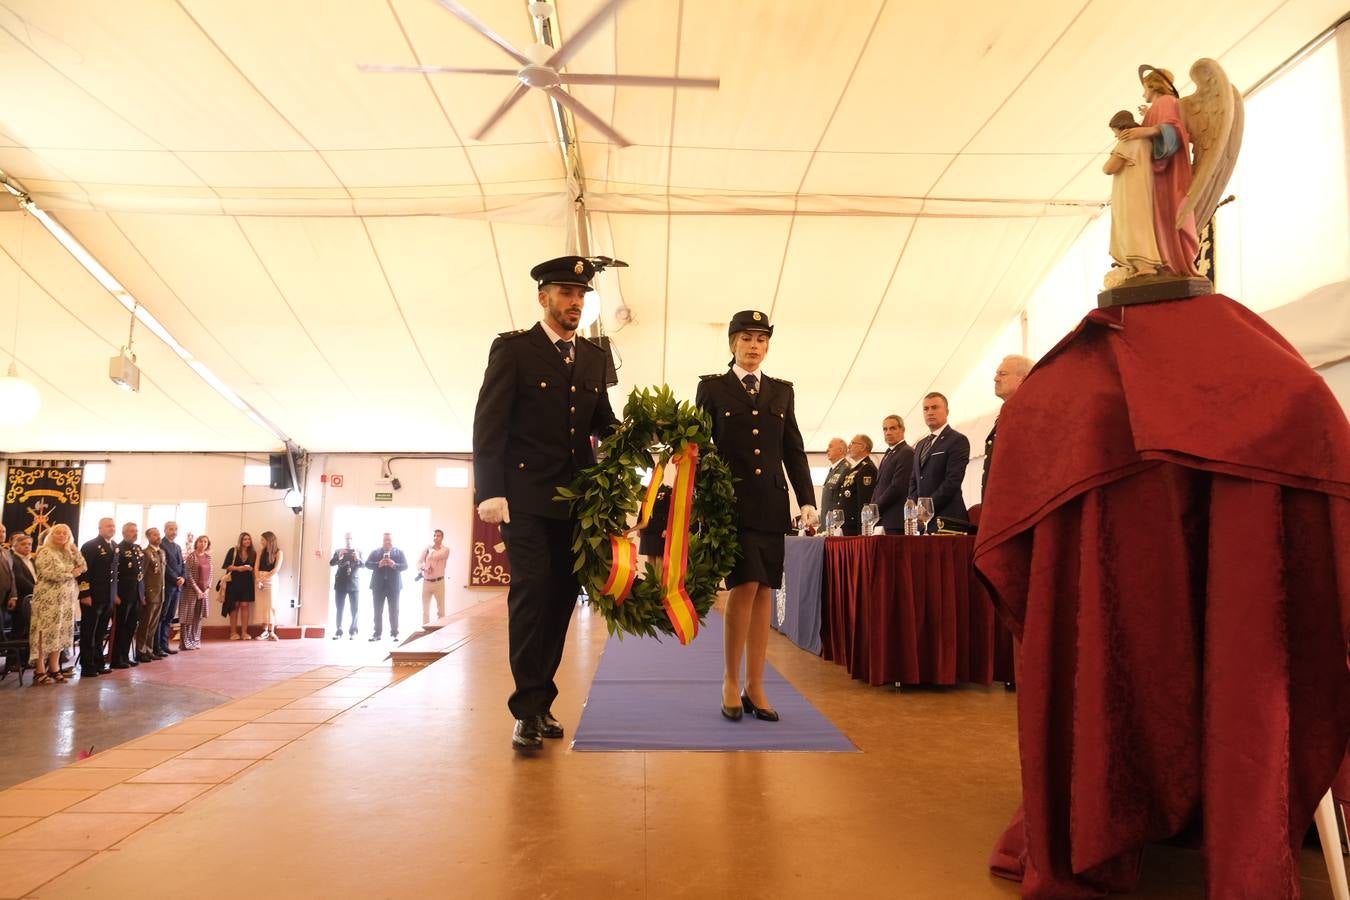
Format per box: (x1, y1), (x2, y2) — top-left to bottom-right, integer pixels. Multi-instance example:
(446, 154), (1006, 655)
(540, 712), (564, 739)
(111, 662), (130, 670)
(136, 653), (153, 663)
(161, 647), (178, 655)
(741, 694), (780, 722)
(512, 716), (544, 751)
(81, 669), (100, 678)
(100, 665), (113, 674)
(127, 658), (139, 667)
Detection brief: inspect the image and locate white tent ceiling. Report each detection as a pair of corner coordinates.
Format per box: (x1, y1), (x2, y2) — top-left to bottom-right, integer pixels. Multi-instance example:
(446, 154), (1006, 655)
(0, 0), (1339, 452)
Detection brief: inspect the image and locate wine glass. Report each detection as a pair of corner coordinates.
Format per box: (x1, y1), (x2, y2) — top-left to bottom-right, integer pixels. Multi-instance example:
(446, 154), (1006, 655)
(861, 503), (879, 535)
(917, 497), (935, 535)
(903, 499), (917, 535)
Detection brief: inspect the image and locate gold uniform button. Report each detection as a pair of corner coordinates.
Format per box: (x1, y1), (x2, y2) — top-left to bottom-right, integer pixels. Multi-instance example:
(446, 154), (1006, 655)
(517, 463), (526, 470)
(751, 410), (759, 416)
(724, 411), (731, 417)
(570, 406), (576, 414)
(751, 428), (759, 436)
(569, 427), (575, 435)
(754, 468), (762, 475)
(539, 381), (547, 388)
(753, 448), (761, 456)
(570, 385), (577, 393)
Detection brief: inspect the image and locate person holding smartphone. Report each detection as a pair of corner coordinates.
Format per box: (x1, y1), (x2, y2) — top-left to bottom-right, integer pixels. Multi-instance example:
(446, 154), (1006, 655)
(364, 533), (407, 641)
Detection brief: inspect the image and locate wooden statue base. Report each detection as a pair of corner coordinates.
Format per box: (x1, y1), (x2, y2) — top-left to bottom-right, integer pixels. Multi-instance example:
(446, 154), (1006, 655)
(1097, 275), (1212, 309)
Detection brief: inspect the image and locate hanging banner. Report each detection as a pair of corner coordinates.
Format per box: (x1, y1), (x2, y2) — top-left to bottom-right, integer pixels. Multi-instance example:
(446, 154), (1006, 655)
(3, 463), (84, 545)
(468, 516), (511, 588)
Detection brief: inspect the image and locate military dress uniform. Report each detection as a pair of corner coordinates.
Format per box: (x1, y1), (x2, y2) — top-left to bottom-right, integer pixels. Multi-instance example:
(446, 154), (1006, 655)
(472, 256), (619, 739)
(838, 456), (879, 536)
(111, 539), (145, 668)
(818, 458), (849, 525)
(77, 535), (118, 677)
(696, 311), (815, 588)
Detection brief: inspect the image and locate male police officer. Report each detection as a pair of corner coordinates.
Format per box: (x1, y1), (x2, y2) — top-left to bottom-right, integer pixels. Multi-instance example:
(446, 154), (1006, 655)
(473, 255), (619, 751)
(78, 518), (119, 678)
(111, 522), (145, 669)
(838, 434), (878, 535)
(817, 438), (849, 528)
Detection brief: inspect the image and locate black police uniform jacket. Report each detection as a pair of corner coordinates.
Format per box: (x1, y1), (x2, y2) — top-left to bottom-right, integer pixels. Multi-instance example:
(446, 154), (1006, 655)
(473, 322), (619, 520)
(818, 459), (849, 521)
(696, 370), (815, 532)
(78, 536), (118, 607)
(116, 539), (145, 604)
(838, 456), (879, 535)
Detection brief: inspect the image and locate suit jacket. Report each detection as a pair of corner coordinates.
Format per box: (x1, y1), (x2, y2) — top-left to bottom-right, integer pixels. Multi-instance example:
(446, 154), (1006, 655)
(365, 548), (408, 593)
(12, 552), (35, 600)
(472, 322), (620, 520)
(838, 456), (879, 535)
(818, 459), (850, 522)
(162, 539), (185, 592)
(79, 536), (119, 607)
(873, 441), (916, 529)
(908, 427), (971, 522)
(0, 547), (15, 604)
(696, 370), (815, 532)
(330, 548), (363, 591)
(143, 544), (166, 603)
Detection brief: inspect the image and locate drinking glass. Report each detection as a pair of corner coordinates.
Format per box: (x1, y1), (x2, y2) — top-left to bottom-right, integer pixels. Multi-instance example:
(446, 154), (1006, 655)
(861, 503), (879, 535)
(903, 499), (918, 536)
(917, 497), (935, 535)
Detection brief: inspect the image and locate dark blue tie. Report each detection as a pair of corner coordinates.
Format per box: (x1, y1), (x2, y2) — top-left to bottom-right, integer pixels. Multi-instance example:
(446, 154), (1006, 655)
(741, 373), (757, 395)
(555, 339), (573, 363)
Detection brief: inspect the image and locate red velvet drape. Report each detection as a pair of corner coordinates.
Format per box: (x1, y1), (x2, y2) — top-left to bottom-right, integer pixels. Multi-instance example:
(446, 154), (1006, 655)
(976, 295), (1350, 898)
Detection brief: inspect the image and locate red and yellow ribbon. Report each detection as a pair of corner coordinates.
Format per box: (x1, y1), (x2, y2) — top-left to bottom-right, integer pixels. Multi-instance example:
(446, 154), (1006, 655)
(601, 535), (639, 606)
(659, 445), (700, 644)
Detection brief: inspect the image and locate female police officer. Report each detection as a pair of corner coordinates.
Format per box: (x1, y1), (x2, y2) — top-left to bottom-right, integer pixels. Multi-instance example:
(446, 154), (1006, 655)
(696, 311), (817, 721)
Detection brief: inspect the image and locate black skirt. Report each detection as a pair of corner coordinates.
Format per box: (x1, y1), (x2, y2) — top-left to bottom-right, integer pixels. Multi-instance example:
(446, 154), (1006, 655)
(725, 528), (786, 590)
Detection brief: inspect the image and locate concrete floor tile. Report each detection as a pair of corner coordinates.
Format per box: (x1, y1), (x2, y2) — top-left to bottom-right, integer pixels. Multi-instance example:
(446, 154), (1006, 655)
(250, 707), (342, 724)
(159, 719), (240, 736)
(0, 849), (93, 897)
(217, 722), (320, 741)
(0, 790), (95, 817)
(14, 768), (143, 791)
(0, 812), (160, 851)
(122, 731), (215, 751)
(127, 758), (254, 784)
(65, 783), (212, 814)
(179, 739), (290, 760)
(73, 748), (181, 769)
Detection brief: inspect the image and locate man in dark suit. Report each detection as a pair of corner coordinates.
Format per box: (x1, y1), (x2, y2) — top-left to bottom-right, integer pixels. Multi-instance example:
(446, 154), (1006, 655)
(4, 531), (33, 673)
(364, 533), (408, 641)
(873, 415), (916, 534)
(817, 437), (849, 526)
(982, 354), (1033, 497)
(838, 434), (878, 535)
(908, 392), (970, 531)
(473, 255), (620, 752)
(156, 521), (185, 656)
(78, 517), (118, 677)
(110, 522), (144, 669)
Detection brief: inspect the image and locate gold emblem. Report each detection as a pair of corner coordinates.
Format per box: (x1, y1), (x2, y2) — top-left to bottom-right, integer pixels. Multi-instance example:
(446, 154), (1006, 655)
(863, 476), (873, 486)
(752, 311), (762, 321)
(573, 260), (585, 275)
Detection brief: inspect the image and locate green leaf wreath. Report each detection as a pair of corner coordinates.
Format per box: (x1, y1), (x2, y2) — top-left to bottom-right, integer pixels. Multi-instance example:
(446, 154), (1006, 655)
(557, 385), (739, 640)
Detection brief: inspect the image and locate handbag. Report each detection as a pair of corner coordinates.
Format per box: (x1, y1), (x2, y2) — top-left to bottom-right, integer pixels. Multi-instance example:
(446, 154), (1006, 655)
(216, 571), (234, 617)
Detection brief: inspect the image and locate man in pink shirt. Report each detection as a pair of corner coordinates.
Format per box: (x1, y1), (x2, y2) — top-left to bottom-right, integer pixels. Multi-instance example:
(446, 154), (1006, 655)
(417, 529), (450, 627)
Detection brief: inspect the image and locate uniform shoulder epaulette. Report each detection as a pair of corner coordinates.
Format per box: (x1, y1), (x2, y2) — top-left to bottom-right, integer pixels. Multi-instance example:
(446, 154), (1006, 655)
(575, 333), (600, 348)
(763, 374), (793, 387)
(496, 328), (531, 339)
(699, 372), (724, 381)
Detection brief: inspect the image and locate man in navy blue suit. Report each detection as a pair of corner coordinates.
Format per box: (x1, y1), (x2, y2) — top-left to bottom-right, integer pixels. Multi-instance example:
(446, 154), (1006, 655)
(907, 392), (970, 531)
(872, 414), (915, 534)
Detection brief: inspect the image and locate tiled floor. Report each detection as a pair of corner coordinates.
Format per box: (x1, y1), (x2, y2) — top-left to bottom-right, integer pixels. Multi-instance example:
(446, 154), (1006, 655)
(1, 635), (398, 789)
(4, 601), (1340, 899)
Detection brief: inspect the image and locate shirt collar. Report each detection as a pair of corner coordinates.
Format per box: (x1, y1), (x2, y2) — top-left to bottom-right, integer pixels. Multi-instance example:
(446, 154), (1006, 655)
(540, 318), (573, 347)
(928, 425), (947, 442)
(731, 363), (762, 384)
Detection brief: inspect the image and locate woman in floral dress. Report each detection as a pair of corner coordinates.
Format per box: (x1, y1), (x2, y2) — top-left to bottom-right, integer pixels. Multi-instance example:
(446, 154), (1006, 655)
(30, 524), (85, 685)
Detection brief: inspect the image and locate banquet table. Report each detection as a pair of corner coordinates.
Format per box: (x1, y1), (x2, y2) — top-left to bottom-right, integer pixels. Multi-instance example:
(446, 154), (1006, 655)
(775, 534), (1013, 686)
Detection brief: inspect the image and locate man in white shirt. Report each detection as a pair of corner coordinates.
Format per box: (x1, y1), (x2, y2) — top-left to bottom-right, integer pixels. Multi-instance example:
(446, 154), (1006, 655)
(418, 529), (450, 627)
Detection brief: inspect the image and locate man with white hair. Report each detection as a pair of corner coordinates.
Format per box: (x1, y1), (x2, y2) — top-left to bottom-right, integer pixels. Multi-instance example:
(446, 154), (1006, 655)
(817, 437), (849, 527)
(983, 355), (1034, 496)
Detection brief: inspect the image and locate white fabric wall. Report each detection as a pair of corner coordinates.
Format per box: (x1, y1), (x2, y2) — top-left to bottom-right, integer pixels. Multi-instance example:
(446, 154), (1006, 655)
(949, 28), (1350, 506)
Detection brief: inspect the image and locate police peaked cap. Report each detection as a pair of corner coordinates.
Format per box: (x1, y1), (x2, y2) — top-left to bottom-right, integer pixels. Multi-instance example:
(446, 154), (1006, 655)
(728, 309), (773, 337)
(530, 256), (596, 291)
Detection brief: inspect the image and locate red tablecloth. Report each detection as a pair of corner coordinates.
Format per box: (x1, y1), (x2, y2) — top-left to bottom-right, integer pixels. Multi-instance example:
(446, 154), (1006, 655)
(977, 295), (1350, 899)
(820, 534), (1012, 686)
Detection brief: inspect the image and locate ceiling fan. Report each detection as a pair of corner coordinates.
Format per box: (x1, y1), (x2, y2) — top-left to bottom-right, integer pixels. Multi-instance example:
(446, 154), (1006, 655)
(360, 0), (719, 147)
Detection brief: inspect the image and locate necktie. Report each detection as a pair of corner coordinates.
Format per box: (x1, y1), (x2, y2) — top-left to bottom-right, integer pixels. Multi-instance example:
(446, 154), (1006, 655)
(555, 339), (573, 363)
(741, 373), (758, 395)
(920, 435), (935, 466)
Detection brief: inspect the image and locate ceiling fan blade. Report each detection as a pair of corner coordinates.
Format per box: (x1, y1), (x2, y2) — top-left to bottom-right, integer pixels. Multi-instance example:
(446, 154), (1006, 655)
(433, 0), (531, 66)
(472, 82), (531, 141)
(544, 87), (633, 148)
(544, 0), (634, 71)
(359, 64), (519, 76)
(556, 73), (720, 89)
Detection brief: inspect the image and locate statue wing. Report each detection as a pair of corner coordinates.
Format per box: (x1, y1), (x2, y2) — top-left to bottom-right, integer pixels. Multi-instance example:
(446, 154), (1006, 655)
(1177, 58), (1244, 230)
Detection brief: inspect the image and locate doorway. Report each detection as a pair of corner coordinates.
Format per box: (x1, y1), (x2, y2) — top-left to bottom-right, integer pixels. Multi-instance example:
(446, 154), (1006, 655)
(330, 505), (433, 640)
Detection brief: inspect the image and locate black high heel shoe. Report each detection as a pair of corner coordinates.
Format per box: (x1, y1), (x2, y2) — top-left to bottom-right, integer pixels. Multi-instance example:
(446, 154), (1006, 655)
(741, 694), (780, 722)
(721, 698), (744, 721)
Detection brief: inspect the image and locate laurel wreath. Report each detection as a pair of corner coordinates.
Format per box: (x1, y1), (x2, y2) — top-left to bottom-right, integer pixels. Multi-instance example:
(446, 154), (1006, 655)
(557, 385), (739, 640)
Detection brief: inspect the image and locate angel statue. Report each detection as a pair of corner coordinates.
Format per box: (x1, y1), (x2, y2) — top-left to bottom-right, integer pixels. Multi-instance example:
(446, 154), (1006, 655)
(1106, 60), (1244, 288)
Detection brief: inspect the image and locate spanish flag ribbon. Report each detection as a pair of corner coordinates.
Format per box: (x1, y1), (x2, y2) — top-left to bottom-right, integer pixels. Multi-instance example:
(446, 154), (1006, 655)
(602, 535), (639, 606)
(659, 445), (700, 645)
(634, 460), (665, 531)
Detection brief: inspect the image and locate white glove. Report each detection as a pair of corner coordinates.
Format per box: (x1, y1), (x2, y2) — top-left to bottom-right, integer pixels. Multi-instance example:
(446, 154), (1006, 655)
(799, 505), (819, 529)
(477, 497), (510, 525)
